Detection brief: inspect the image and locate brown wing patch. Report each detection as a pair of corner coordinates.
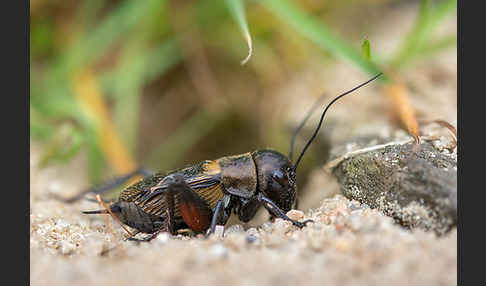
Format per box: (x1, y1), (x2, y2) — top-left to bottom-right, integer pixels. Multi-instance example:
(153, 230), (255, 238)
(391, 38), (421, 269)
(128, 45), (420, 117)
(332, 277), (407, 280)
(138, 193), (181, 217)
(119, 188), (145, 202)
(196, 184), (224, 209)
(135, 183), (223, 219)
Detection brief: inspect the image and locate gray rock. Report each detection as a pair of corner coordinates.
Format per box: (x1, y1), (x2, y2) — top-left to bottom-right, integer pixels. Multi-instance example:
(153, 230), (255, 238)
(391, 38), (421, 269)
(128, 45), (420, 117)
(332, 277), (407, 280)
(331, 140), (456, 235)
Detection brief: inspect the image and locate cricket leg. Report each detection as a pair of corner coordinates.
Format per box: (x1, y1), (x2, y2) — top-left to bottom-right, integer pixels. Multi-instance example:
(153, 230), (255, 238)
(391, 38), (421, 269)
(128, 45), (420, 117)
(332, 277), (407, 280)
(206, 195), (232, 237)
(163, 174), (214, 234)
(128, 174), (215, 242)
(257, 193), (313, 228)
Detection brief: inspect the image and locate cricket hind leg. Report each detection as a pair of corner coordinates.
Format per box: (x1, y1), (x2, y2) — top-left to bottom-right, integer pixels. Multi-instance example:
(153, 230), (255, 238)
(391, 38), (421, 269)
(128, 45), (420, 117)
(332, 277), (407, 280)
(52, 167), (153, 203)
(163, 174), (214, 234)
(128, 175), (213, 242)
(129, 175), (215, 242)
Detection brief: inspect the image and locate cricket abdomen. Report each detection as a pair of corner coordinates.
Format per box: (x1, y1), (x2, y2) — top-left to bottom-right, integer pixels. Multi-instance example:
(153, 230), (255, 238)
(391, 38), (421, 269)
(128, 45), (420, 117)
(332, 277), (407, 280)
(112, 201), (165, 234)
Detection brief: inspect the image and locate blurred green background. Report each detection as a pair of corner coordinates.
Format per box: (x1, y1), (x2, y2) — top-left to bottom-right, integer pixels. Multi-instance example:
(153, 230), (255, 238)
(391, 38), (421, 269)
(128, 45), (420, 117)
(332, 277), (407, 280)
(30, 0), (456, 197)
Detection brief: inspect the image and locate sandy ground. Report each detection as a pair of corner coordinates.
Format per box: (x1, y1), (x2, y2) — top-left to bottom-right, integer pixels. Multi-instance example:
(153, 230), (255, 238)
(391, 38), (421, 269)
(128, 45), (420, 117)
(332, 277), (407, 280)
(30, 142), (456, 286)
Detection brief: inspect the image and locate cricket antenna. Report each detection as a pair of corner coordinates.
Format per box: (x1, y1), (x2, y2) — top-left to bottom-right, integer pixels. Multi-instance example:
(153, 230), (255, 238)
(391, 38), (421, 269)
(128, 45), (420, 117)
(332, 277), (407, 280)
(292, 73), (383, 171)
(288, 94), (329, 162)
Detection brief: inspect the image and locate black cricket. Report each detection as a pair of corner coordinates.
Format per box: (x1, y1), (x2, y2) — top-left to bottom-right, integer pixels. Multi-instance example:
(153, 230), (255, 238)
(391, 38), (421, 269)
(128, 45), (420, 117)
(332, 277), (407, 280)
(71, 73), (382, 241)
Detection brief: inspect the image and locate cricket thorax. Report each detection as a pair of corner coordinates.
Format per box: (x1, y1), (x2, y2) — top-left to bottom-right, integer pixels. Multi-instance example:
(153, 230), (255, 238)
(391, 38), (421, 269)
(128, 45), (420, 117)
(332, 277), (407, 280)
(217, 152), (258, 199)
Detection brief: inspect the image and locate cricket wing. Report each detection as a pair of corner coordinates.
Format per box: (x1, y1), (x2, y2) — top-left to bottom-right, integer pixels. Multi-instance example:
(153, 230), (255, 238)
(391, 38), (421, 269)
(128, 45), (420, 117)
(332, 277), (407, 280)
(129, 160), (224, 217)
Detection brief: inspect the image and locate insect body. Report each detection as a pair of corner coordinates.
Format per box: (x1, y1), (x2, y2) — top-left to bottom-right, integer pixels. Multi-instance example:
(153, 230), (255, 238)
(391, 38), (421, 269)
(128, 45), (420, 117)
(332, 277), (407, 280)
(80, 73), (382, 241)
(86, 150), (301, 240)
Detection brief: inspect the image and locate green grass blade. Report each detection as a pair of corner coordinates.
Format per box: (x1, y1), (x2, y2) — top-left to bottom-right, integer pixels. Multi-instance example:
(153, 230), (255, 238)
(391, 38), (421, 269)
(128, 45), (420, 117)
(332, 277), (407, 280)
(389, 0), (456, 68)
(260, 0), (386, 81)
(32, 0), (170, 126)
(60, 0), (166, 73)
(112, 44), (145, 153)
(427, 0), (457, 30)
(410, 34), (457, 62)
(85, 130), (106, 183)
(361, 37), (371, 61)
(101, 39), (181, 97)
(100, 37), (181, 156)
(225, 0), (253, 65)
(389, 0), (432, 68)
(37, 124), (84, 168)
(30, 108), (56, 140)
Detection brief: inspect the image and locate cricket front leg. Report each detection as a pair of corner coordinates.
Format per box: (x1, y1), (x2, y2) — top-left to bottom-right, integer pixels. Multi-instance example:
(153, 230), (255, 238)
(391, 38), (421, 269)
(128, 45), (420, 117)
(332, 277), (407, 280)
(257, 194), (313, 228)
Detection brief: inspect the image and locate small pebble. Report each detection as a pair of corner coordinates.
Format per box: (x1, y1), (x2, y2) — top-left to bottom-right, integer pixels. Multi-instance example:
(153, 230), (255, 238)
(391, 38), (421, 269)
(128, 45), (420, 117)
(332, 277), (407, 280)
(287, 210), (305, 221)
(349, 201), (361, 211)
(224, 233), (247, 250)
(208, 244), (228, 259)
(246, 234), (258, 244)
(261, 222), (274, 232)
(224, 224), (245, 235)
(60, 241), (76, 255)
(157, 232), (170, 244)
(246, 228), (259, 236)
(214, 225), (225, 238)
